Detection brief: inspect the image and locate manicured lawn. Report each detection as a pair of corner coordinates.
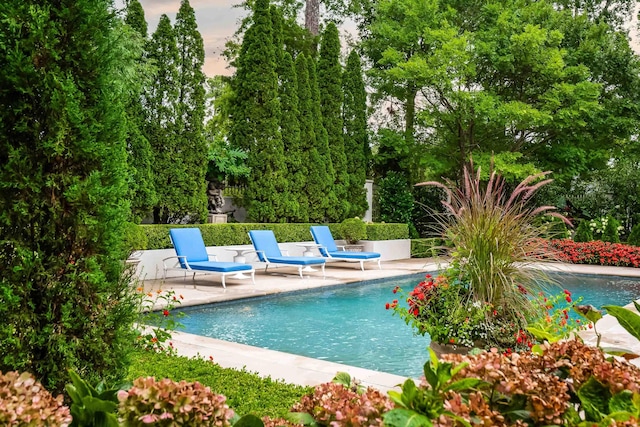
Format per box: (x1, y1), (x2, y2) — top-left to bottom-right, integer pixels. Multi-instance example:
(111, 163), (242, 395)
(127, 350), (311, 419)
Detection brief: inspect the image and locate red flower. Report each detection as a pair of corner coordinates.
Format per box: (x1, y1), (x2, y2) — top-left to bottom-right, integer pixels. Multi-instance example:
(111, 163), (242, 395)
(565, 296), (572, 303)
(385, 303), (390, 310)
(163, 309), (170, 317)
(392, 286), (399, 294)
(412, 308), (419, 316)
(449, 338), (455, 344)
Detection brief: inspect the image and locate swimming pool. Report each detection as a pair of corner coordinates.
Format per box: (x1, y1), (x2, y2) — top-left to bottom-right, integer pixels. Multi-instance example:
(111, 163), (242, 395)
(176, 272), (640, 378)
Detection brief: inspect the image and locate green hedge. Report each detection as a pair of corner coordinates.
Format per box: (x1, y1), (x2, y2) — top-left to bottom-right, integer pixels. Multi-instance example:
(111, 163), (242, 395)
(135, 223), (410, 250)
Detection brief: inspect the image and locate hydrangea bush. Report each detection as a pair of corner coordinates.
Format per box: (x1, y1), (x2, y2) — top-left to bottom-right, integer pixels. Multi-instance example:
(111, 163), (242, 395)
(117, 377), (235, 426)
(0, 371), (72, 426)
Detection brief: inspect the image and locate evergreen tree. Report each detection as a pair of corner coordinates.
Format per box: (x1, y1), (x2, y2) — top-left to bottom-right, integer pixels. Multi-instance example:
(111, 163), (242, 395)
(318, 22), (349, 221)
(308, 57), (337, 221)
(125, 0), (157, 222)
(0, 0), (137, 393)
(230, 0), (288, 222)
(281, 52), (307, 222)
(175, 0), (208, 222)
(342, 50), (369, 217)
(295, 53), (320, 220)
(125, 0), (147, 37)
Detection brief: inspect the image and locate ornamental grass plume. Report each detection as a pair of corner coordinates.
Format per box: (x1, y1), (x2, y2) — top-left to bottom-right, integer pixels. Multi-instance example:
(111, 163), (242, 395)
(415, 164), (570, 331)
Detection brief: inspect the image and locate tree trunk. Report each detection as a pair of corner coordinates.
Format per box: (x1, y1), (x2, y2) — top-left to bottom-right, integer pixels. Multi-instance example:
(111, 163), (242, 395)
(305, 0), (320, 35)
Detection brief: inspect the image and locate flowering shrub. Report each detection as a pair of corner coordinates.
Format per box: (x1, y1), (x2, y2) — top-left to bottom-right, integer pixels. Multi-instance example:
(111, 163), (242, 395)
(545, 239), (640, 267)
(388, 273), (535, 352)
(135, 288), (185, 355)
(117, 376), (235, 426)
(588, 215), (623, 243)
(438, 340), (640, 426)
(291, 382), (392, 426)
(0, 371), (72, 426)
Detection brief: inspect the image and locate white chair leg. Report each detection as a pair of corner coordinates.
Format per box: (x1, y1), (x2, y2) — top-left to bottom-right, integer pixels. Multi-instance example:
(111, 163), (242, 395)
(377, 259), (382, 269)
(221, 274), (226, 289)
(298, 266), (303, 278)
(250, 270), (256, 285)
(359, 260), (365, 271)
(321, 264), (325, 278)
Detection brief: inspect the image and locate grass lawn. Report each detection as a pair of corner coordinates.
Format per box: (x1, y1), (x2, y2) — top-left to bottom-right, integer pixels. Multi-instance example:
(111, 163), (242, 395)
(127, 350), (311, 419)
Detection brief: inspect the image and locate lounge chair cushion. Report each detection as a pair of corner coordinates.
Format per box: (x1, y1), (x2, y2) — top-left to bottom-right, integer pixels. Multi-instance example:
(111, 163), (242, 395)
(266, 256), (325, 266)
(326, 251), (380, 260)
(187, 261), (253, 273)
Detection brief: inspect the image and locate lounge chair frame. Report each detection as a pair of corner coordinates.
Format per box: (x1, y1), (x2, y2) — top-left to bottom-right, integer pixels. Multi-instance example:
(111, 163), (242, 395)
(310, 225), (382, 271)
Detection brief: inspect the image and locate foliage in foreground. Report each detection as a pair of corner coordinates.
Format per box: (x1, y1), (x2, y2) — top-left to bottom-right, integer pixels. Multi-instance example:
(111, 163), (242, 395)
(0, 0), (138, 394)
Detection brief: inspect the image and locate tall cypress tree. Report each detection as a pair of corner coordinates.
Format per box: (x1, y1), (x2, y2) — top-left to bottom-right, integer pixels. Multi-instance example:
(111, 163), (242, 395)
(146, 15), (182, 223)
(308, 58), (337, 221)
(342, 50), (369, 217)
(175, 0), (208, 222)
(125, 0), (157, 222)
(0, 0), (137, 392)
(230, 0), (287, 222)
(318, 22), (349, 221)
(295, 54), (319, 220)
(280, 52), (307, 222)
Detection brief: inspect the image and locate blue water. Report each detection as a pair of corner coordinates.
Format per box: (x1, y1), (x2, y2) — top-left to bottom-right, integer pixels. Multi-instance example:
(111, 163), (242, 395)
(176, 272), (640, 378)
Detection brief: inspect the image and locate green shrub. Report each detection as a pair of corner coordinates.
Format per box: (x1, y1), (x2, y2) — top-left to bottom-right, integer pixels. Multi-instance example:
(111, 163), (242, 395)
(628, 223), (640, 246)
(0, 371), (71, 426)
(340, 217), (367, 244)
(375, 171), (414, 227)
(573, 220), (594, 242)
(602, 216), (621, 243)
(118, 376), (235, 426)
(127, 351), (310, 419)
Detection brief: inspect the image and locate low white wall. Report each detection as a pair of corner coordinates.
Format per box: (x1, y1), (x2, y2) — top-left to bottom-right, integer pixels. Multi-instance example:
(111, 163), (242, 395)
(132, 239), (411, 281)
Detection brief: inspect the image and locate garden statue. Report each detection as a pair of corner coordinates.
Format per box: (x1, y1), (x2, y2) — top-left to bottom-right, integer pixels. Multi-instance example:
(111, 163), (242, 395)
(206, 181), (224, 214)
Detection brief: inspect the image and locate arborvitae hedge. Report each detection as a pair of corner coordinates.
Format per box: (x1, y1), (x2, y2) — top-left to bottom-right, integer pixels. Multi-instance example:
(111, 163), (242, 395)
(308, 59), (338, 221)
(343, 50), (370, 218)
(318, 23), (349, 221)
(125, 0), (157, 222)
(230, 0), (288, 222)
(0, 0), (138, 393)
(174, 0), (208, 223)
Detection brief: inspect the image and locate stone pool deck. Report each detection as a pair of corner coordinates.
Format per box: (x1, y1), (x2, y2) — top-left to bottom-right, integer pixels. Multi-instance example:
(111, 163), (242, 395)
(140, 259), (640, 392)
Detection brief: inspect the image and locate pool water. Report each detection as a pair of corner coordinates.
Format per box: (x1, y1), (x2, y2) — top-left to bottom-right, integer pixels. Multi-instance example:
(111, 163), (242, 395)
(176, 272), (640, 378)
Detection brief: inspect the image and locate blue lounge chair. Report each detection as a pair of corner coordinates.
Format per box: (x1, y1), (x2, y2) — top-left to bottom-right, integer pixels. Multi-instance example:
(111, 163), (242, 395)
(164, 228), (255, 288)
(310, 225), (381, 271)
(248, 230), (325, 278)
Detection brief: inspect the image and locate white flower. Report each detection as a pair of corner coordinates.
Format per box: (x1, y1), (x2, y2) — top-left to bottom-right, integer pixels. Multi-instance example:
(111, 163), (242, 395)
(472, 301), (482, 309)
